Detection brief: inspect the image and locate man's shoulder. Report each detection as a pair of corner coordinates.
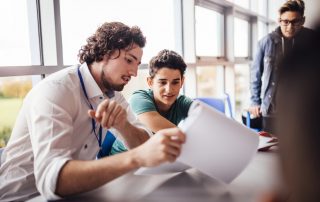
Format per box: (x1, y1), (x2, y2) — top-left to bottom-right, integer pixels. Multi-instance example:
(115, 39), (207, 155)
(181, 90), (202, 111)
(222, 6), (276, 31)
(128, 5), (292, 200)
(130, 89), (156, 114)
(44, 65), (77, 82)
(259, 32), (280, 46)
(132, 89), (153, 99)
(133, 89), (151, 94)
(130, 89), (154, 104)
(34, 66), (78, 92)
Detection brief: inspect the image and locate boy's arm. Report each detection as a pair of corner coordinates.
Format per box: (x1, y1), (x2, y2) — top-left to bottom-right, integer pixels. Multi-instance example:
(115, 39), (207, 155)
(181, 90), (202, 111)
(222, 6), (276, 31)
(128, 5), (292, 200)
(138, 111), (176, 132)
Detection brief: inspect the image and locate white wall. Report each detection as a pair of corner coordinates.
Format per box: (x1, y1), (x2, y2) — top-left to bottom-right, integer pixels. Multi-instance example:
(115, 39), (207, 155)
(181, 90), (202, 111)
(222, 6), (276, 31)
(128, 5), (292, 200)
(304, 0), (320, 28)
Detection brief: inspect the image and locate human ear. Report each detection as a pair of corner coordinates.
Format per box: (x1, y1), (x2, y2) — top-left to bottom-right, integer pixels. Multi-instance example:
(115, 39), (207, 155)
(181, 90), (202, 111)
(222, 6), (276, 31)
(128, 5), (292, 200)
(301, 16), (305, 25)
(181, 76), (185, 88)
(147, 77), (153, 87)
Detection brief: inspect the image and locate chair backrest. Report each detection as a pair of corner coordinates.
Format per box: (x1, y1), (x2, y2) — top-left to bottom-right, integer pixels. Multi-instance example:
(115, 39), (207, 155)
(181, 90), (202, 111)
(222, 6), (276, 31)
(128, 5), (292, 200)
(195, 97), (225, 113)
(97, 130), (116, 158)
(195, 93), (234, 119)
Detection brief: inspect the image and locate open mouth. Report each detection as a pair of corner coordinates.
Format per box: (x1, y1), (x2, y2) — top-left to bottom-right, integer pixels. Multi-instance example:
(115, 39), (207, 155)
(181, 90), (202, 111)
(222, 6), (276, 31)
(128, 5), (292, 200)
(122, 76), (131, 83)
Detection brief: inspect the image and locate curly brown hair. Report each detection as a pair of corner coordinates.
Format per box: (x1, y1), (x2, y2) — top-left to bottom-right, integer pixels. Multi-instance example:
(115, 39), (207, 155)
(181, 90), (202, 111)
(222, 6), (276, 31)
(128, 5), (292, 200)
(78, 22), (146, 65)
(148, 49), (187, 79)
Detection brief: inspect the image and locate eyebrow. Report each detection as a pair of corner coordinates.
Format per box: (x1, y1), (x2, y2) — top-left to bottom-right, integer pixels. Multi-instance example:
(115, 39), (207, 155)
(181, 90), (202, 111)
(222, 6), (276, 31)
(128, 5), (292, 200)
(126, 53), (141, 65)
(157, 78), (181, 81)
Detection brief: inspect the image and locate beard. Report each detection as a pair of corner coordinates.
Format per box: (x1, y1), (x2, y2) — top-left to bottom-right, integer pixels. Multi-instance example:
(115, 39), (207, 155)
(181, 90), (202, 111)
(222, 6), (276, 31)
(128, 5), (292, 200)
(101, 70), (125, 92)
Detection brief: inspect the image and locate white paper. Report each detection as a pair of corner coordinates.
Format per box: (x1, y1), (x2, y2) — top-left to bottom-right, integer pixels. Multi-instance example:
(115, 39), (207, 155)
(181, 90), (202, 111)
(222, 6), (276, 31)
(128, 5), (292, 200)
(177, 101), (259, 183)
(134, 161), (190, 175)
(258, 136), (278, 150)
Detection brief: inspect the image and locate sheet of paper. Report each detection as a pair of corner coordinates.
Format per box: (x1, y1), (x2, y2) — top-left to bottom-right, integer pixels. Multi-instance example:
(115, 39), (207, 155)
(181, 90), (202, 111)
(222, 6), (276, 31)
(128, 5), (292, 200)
(134, 161), (190, 175)
(258, 136), (278, 151)
(177, 101), (259, 183)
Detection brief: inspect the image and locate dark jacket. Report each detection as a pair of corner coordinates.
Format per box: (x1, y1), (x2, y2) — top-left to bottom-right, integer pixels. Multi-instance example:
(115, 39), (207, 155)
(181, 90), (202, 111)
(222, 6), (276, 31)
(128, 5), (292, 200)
(250, 26), (315, 116)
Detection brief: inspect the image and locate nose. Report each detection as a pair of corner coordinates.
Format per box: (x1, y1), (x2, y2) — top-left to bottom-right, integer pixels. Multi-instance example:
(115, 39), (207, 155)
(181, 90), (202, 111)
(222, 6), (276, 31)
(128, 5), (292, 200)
(286, 23), (294, 30)
(165, 83), (173, 93)
(129, 65), (138, 77)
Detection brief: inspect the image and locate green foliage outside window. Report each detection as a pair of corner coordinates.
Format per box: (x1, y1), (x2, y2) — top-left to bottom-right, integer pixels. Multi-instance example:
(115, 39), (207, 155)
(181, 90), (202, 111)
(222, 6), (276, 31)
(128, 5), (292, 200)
(0, 79), (31, 147)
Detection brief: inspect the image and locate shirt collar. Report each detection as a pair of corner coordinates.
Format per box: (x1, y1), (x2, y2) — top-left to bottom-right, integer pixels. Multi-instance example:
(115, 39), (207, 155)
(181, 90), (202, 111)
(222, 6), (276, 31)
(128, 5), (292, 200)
(79, 63), (104, 99)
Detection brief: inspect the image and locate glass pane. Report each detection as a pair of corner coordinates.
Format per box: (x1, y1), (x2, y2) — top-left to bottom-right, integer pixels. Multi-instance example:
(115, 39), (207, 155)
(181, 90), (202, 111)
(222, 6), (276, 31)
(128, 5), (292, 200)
(234, 64), (250, 120)
(234, 18), (249, 57)
(258, 0), (267, 17)
(268, 22), (277, 33)
(258, 21), (268, 40)
(234, 0), (249, 9)
(0, 76), (34, 147)
(195, 6), (223, 57)
(196, 66), (224, 98)
(0, 0), (31, 66)
(268, 0), (286, 22)
(122, 69), (149, 100)
(60, 0), (177, 65)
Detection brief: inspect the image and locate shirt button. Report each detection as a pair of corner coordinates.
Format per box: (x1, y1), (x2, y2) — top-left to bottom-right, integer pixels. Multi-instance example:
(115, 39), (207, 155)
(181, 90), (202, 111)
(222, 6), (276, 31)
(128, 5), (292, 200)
(271, 82), (275, 86)
(99, 96), (103, 100)
(84, 144), (88, 149)
(268, 95), (272, 98)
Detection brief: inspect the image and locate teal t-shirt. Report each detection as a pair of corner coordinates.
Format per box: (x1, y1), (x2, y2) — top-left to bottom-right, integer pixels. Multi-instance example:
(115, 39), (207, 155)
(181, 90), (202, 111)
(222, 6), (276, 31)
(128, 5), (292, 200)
(110, 89), (193, 155)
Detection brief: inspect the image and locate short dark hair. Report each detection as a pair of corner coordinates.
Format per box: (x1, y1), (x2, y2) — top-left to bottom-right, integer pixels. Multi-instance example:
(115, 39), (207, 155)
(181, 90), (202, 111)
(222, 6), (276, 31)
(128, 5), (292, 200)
(78, 22), (146, 65)
(279, 0), (305, 16)
(148, 49), (187, 78)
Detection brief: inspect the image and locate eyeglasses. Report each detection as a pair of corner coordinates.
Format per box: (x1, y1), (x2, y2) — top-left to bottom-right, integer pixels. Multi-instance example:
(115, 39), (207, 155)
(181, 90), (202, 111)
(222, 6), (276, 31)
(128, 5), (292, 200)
(279, 18), (303, 27)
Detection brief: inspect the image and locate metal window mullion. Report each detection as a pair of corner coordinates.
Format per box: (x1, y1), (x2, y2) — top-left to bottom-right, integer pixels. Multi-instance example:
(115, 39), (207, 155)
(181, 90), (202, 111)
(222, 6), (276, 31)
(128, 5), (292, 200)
(53, 0), (63, 67)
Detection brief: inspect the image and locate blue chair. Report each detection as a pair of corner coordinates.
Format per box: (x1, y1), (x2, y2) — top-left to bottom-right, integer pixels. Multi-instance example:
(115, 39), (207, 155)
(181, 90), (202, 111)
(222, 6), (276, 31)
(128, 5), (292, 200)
(97, 131), (116, 158)
(196, 97), (225, 113)
(196, 93), (234, 119)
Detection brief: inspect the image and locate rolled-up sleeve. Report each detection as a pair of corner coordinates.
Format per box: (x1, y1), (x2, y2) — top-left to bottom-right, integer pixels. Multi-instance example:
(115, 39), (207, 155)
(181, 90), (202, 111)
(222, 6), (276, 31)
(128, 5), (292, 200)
(27, 82), (76, 200)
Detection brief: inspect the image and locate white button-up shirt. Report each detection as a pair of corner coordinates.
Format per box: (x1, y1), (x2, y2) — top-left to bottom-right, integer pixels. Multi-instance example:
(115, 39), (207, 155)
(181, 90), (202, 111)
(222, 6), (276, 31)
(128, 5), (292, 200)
(0, 63), (151, 201)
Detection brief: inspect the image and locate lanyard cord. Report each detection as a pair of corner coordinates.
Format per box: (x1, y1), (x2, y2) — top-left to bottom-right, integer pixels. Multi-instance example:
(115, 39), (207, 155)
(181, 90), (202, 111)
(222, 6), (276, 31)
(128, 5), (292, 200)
(77, 66), (103, 148)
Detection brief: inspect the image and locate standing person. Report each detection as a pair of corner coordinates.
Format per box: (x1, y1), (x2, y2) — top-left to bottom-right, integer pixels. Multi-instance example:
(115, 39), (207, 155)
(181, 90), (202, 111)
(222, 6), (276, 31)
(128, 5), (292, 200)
(249, 0), (314, 134)
(0, 22), (185, 201)
(110, 49), (192, 155)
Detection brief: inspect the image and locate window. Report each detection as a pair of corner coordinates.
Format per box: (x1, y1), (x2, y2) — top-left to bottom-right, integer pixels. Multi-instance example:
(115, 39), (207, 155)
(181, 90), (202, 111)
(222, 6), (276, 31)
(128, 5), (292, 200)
(60, 0), (179, 65)
(258, 21), (268, 40)
(234, 0), (249, 9)
(196, 66), (224, 98)
(0, 0), (31, 66)
(234, 64), (250, 120)
(268, 0), (286, 22)
(195, 6), (223, 57)
(251, 0), (267, 16)
(122, 68), (149, 100)
(234, 17), (249, 57)
(258, 0), (267, 17)
(0, 1), (40, 147)
(0, 76), (34, 146)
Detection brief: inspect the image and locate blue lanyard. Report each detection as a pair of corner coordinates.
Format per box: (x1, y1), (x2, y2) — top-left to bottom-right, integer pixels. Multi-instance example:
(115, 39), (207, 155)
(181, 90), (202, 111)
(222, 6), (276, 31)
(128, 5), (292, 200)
(77, 66), (103, 149)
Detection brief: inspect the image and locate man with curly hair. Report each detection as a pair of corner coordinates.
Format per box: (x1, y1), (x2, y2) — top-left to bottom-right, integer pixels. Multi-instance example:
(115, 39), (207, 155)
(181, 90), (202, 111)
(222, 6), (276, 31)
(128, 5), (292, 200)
(0, 22), (185, 201)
